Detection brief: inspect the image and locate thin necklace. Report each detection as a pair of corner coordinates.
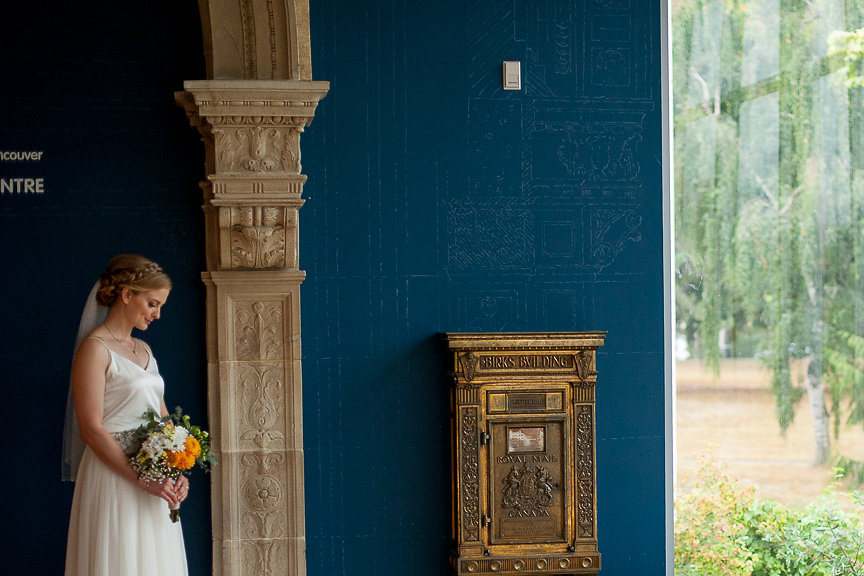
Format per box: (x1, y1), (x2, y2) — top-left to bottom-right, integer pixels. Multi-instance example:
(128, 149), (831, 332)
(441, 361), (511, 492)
(104, 324), (138, 355)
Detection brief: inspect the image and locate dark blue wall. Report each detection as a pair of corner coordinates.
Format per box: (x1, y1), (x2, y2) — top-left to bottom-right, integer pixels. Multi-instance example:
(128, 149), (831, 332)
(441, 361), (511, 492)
(302, 1), (666, 575)
(0, 3), (210, 574)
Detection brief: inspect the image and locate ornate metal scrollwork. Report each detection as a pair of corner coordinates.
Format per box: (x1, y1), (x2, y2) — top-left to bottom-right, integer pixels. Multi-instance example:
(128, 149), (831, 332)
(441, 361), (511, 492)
(461, 408), (480, 541)
(577, 405), (595, 538)
(574, 350), (593, 382)
(460, 351), (479, 382)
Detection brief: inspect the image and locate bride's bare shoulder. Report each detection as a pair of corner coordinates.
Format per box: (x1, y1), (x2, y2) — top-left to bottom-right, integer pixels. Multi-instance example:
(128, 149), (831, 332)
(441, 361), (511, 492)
(74, 335), (111, 365)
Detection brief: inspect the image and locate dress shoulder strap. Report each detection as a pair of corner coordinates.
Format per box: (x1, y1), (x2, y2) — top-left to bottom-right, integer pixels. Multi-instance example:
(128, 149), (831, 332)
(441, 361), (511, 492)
(81, 335), (111, 351)
(136, 338), (153, 356)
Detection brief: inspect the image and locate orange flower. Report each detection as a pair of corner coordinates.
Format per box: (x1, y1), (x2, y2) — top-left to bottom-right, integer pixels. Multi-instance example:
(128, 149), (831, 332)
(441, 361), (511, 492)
(166, 451), (195, 470)
(165, 437), (202, 471)
(185, 436), (202, 459)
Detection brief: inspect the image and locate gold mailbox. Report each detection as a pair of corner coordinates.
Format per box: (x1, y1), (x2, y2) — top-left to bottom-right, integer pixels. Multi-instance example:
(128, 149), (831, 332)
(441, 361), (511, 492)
(445, 332), (606, 575)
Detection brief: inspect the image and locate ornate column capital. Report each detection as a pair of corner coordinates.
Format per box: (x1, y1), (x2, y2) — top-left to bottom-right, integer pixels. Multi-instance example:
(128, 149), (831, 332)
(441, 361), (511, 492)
(176, 80), (329, 192)
(176, 80), (328, 271)
(176, 80), (330, 134)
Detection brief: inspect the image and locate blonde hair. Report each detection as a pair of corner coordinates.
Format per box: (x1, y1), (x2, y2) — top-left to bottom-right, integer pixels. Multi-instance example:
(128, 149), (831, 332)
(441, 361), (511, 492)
(96, 254), (172, 307)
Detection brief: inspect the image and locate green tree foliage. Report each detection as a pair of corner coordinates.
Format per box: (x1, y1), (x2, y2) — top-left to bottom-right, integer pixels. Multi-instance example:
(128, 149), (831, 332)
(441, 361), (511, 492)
(673, 0), (864, 467)
(830, 27), (864, 87)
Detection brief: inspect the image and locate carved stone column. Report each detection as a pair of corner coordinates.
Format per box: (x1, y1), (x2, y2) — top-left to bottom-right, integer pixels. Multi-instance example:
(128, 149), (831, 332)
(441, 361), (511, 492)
(176, 80), (328, 576)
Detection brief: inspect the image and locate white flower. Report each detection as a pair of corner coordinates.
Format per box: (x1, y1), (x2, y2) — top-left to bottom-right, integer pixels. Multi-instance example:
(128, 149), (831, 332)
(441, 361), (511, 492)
(143, 435), (165, 459)
(167, 426), (189, 452)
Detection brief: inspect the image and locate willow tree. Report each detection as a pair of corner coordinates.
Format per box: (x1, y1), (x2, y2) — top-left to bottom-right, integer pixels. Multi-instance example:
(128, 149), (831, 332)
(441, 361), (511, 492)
(673, 0), (864, 466)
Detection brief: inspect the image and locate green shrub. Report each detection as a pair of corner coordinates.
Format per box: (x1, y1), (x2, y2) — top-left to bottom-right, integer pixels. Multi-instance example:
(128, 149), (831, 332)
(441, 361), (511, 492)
(675, 454), (864, 575)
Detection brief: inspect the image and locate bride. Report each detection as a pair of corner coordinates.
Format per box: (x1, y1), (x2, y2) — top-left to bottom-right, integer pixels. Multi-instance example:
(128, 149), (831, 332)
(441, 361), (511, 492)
(63, 254), (189, 575)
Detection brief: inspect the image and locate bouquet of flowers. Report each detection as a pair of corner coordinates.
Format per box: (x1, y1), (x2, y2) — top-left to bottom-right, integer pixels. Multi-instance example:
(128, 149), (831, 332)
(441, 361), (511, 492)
(130, 407), (215, 522)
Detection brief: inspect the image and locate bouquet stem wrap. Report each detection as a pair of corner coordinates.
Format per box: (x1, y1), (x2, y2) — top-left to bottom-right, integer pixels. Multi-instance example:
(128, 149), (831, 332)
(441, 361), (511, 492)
(169, 503), (181, 523)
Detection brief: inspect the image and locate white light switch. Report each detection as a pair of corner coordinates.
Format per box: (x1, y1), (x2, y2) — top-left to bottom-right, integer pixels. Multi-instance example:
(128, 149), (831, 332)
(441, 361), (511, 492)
(503, 60), (521, 90)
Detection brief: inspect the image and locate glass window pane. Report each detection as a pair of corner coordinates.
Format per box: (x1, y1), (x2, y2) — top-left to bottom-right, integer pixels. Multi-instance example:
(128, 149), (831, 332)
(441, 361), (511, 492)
(673, 1), (864, 573)
(741, 0), (779, 85)
(812, 0), (846, 58)
(738, 93), (779, 200)
(815, 71), (851, 223)
(687, 0), (725, 108)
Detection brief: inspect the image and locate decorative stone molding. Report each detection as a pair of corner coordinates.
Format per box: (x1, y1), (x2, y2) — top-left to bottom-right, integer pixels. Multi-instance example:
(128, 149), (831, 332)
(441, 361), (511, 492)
(175, 81), (328, 194)
(179, 81), (326, 576)
(176, 80), (328, 272)
(227, 207), (294, 270)
(183, 4), (327, 575)
(197, 0), (313, 81)
(215, 125), (301, 174)
(201, 271), (308, 576)
(236, 301), (284, 361)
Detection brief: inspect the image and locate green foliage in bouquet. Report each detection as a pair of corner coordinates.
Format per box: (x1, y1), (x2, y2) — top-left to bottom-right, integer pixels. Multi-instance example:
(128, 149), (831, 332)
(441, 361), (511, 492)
(167, 406), (217, 470)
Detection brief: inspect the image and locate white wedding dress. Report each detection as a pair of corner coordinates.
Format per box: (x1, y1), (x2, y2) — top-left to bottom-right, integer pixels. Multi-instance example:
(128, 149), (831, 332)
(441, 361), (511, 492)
(65, 338), (188, 576)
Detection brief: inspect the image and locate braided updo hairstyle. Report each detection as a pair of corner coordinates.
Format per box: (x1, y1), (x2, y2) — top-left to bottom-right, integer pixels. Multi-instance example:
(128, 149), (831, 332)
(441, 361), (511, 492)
(96, 254), (172, 307)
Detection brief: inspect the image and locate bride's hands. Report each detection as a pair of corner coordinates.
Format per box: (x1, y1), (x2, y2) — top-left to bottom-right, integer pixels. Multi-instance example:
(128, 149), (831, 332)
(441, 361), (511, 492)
(174, 475), (190, 503)
(140, 477), (189, 506)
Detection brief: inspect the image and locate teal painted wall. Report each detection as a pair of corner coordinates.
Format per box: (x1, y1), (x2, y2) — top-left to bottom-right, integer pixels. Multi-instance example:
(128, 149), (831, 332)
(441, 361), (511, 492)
(302, 1), (667, 574)
(0, 1), (666, 575)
